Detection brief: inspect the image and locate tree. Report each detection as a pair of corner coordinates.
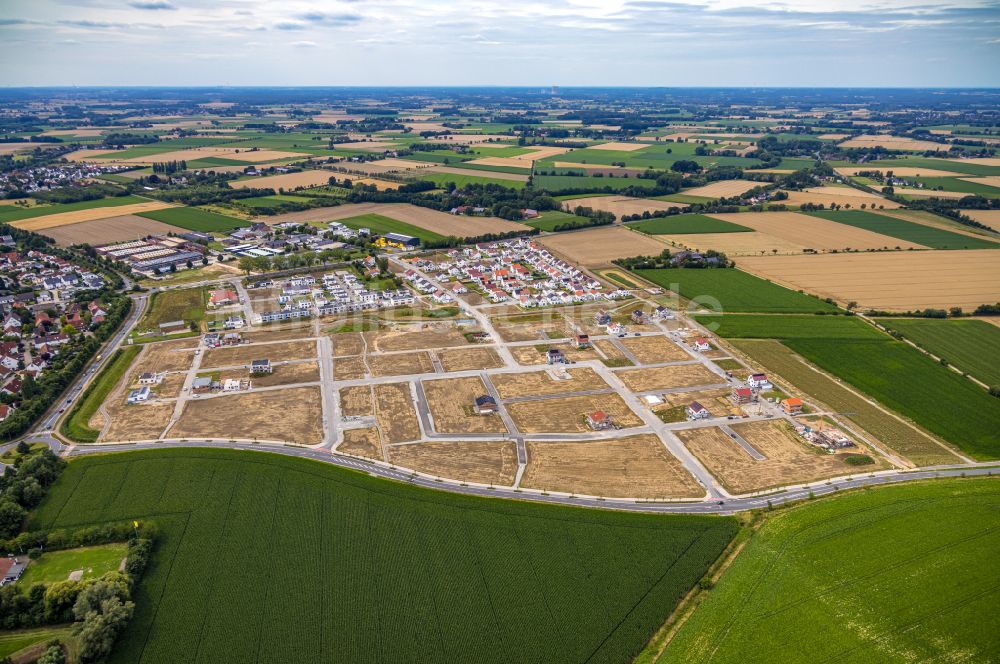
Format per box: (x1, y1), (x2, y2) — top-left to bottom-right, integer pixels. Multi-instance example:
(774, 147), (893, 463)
(36, 641), (65, 664)
(238, 256), (254, 276)
(75, 596), (134, 664)
(0, 500), (27, 539)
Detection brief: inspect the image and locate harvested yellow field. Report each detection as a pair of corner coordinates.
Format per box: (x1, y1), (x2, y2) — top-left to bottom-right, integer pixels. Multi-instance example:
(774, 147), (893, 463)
(539, 225), (667, 267)
(11, 201), (174, 231)
(835, 166), (963, 178)
(682, 180), (761, 199)
(781, 188), (902, 210)
(960, 176), (1000, 189)
(229, 170), (332, 190)
(333, 140), (400, 151)
(465, 157), (533, 169)
(422, 376), (507, 434)
(961, 209), (1000, 226)
(738, 250), (1000, 310)
(521, 435), (703, 499)
(387, 440), (518, 486)
(561, 196), (678, 217)
(507, 392), (642, 433)
(658, 231), (809, 256)
(941, 157), (1000, 167)
(817, 133), (850, 140)
(838, 135), (947, 152)
(491, 367), (609, 398)
(679, 421), (884, 494)
(351, 178), (401, 191)
(0, 142), (59, 156)
(706, 211), (921, 251)
(273, 202), (530, 236)
(614, 364), (722, 392)
(588, 142), (647, 152)
(41, 214), (184, 246)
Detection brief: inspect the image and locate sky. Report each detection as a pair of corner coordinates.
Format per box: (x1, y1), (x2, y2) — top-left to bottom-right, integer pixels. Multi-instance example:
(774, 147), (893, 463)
(1, 0), (999, 87)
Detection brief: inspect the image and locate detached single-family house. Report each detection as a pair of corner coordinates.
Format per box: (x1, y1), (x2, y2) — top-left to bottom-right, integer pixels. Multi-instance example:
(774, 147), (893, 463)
(731, 386), (754, 405)
(127, 386), (151, 404)
(686, 401), (710, 420)
(546, 349), (565, 365)
(138, 372), (163, 385)
(474, 395), (498, 415)
(782, 397), (804, 414)
(574, 334), (590, 349)
(587, 410), (614, 431)
(0, 557), (27, 586)
(250, 359), (272, 374)
(748, 373), (772, 390)
(692, 337), (711, 352)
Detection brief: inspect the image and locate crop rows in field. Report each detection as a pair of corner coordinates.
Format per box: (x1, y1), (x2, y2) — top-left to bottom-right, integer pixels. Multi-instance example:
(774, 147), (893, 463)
(807, 210), (999, 249)
(138, 206), (249, 233)
(29, 449), (737, 664)
(627, 214), (752, 235)
(635, 268), (838, 314)
(875, 318), (1000, 386)
(662, 478), (1000, 663)
(693, 313), (885, 340)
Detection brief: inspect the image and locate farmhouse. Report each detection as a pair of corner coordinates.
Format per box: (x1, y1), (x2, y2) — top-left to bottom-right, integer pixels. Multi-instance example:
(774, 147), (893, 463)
(0, 557), (26, 586)
(127, 386), (151, 404)
(250, 359), (273, 374)
(686, 401), (710, 420)
(474, 395), (498, 414)
(588, 410), (614, 431)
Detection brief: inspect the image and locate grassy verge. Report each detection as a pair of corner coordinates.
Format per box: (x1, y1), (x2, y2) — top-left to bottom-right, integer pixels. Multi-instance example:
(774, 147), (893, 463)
(60, 346), (141, 443)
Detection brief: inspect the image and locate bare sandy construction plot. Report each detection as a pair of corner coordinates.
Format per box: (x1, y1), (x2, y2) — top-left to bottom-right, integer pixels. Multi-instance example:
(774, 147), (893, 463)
(134, 340), (197, 374)
(234, 361), (318, 387)
(780, 188), (902, 210)
(373, 382), (421, 443)
(40, 214), (184, 245)
(171, 386), (324, 444)
(11, 201), (175, 232)
(369, 351), (434, 377)
(366, 326), (470, 352)
(838, 135), (947, 152)
(682, 180), (761, 199)
(561, 196), (679, 217)
(738, 250), (1000, 310)
(229, 170), (332, 190)
(438, 347), (504, 372)
(507, 392), (642, 433)
(614, 364), (722, 392)
(339, 385), (373, 417)
(330, 332), (366, 356)
(422, 376), (507, 434)
(333, 355), (368, 380)
(491, 367), (610, 399)
(101, 402), (175, 442)
(386, 440), (518, 486)
(201, 340), (317, 369)
(619, 335), (691, 364)
(521, 435), (703, 499)
(678, 420), (883, 494)
(539, 226), (667, 267)
(338, 427), (383, 461)
(705, 212), (922, 251)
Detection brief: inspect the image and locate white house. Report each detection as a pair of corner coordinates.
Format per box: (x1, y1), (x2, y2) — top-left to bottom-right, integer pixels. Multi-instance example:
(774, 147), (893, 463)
(127, 386), (151, 404)
(686, 401), (710, 420)
(747, 373), (773, 390)
(692, 337), (712, 351)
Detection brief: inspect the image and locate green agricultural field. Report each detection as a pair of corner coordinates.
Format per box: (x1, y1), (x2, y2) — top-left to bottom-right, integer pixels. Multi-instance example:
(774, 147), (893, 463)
(419, 171), (526, 189)
(634, 268), (838, 313)
(338, 213), (446, 242)
(17, 543), (128, 586)
(0, 626), (75, 660)
(445, 161), (533, 175)
(653, 193), (714, 205)
(235, 195), (315, 208)
(731, 339), (961, 467)
(185, 156), (254, 167)
(661, 478), (1000, 664)
(908, 176), (1000, 197)
(875, 318), (1000, 386)
(466, 146), (534, 158)
(138, 206), (249, 233)
(784, 338), (1000, 459)
(806, 210), (1000, 249)
(61, 346), (141, 443)
(139, 286), (206, 330)
(846, 157), (1000, 177)
(533, 175), (658, 193)
(693, 313), (885, 340)
(0, 195), (147, 224)
(627, 214), (751, 234)
(28, 449), (738, 664)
